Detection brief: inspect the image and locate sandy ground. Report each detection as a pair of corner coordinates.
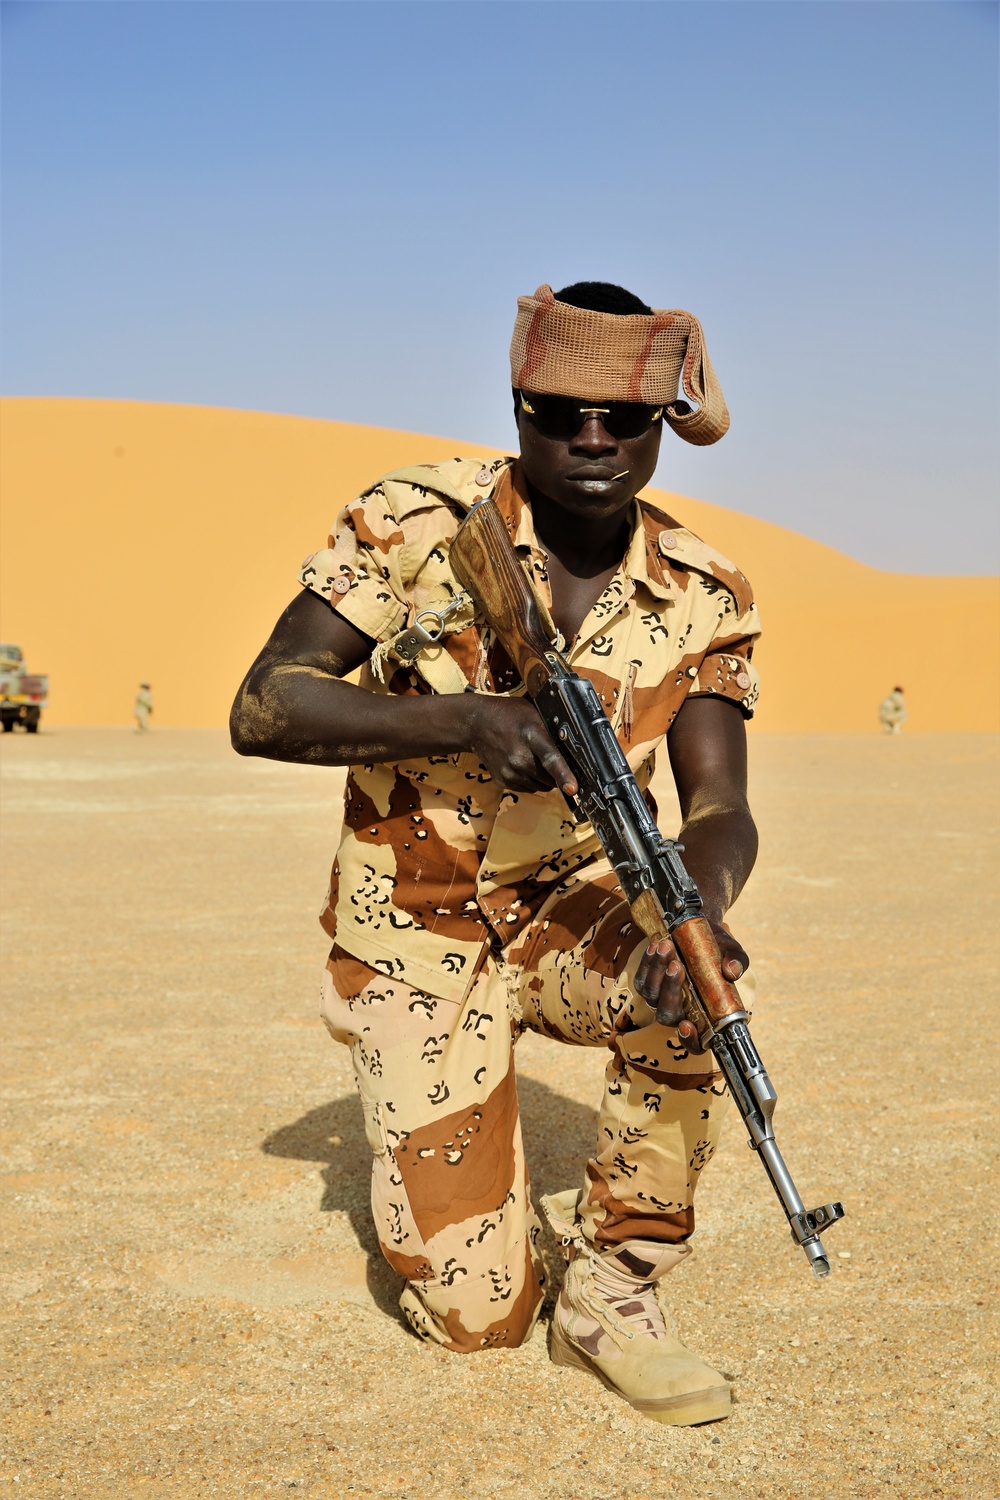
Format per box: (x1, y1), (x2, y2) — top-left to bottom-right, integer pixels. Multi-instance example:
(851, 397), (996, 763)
(1, 728), (997, 1500)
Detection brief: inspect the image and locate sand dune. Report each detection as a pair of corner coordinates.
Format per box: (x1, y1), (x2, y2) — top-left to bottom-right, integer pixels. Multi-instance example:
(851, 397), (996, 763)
(1, 397), (996, 731)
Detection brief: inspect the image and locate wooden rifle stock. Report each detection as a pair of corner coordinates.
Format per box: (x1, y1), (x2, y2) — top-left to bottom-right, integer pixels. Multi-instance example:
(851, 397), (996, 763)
(449, 498), (555, 696)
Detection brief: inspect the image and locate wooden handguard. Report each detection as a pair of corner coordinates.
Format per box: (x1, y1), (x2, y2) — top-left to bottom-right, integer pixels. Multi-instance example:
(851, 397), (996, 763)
(672, 916), (747, 1036)
(449, 499), (555, 696)
(631, 895), (745, 1041)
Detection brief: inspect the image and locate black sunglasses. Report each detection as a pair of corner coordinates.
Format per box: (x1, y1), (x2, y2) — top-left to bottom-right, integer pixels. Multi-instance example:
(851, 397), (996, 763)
(518, 390), (663, 441)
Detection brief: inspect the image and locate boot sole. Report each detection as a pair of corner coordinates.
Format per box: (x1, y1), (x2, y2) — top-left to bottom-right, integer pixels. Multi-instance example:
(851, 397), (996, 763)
(549, 1318), (731, 1427)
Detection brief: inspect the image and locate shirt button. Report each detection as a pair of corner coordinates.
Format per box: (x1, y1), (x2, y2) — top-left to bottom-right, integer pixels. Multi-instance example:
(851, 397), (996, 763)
(736, 671), (751, 689)
(475, 467), (492, 487)
(658, 531), (678, 552)
(332, 576), (351, 594)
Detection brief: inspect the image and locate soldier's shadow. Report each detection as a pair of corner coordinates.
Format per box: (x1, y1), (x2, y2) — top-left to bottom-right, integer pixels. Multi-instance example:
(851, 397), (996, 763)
(261, 1074), (599, 1322)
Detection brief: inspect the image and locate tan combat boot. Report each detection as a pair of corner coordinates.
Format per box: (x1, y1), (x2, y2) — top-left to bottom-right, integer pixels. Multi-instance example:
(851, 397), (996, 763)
(541, 1189), (730, 1426)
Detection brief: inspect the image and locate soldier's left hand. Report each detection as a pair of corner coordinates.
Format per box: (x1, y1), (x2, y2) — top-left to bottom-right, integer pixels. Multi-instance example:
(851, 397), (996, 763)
(633, 922), (749, 1054)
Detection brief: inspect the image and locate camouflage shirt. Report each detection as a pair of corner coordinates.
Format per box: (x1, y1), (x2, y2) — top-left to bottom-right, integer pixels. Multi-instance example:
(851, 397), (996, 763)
(298, 457), (760, 1002)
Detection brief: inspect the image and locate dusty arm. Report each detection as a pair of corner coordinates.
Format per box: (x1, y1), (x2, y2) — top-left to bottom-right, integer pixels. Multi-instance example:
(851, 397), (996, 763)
(230, 588), (577, 789)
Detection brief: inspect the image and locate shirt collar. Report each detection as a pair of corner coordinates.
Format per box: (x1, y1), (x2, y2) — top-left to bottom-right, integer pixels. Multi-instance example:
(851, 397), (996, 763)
(491, 459), (538, 550)
(493, 461), (674, 602)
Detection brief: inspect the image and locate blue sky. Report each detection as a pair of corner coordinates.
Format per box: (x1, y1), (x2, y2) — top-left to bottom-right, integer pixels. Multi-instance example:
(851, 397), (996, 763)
(2, 0), (997, 573)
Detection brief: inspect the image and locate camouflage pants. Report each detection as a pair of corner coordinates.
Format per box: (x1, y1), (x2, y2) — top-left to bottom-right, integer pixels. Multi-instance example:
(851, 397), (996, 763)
(320, 857), (755, 1354)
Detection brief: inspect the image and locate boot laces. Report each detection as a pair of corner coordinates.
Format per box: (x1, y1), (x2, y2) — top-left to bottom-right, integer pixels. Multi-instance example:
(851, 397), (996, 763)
(589, 1257), (667, 1341)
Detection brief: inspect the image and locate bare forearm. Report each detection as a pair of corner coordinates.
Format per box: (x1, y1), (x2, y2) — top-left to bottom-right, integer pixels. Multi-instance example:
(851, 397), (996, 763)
(230, 663), (473, 767)
(230, 589), (576, 788)
(675, 802), (758, 923)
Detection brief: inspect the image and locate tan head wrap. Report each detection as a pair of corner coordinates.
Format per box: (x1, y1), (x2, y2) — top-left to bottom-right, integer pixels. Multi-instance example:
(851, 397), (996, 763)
(509, 283), (729, 446)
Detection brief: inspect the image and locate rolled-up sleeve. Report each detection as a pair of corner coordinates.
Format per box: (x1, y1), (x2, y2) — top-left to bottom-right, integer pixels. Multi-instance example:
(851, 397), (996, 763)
(297, 485), (408, 644)
(689, 603), (761, 718)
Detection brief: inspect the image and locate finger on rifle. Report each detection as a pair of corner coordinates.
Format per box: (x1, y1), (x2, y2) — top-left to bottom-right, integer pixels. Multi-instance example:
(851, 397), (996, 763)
(714, 928), (750, 982)
(676, 1017), (705, 1055)
(503, 757), (561, 794)
(530, 729), (578, 797)
(540, 748), (577, 796)
(637, 939), (682, 1013)
(645, 934), (705, 1051)
(505, 770), (553, 794)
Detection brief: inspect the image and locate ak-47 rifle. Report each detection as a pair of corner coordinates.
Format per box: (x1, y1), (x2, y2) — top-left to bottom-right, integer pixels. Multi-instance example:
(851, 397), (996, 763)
(450, 495), (844, 1277)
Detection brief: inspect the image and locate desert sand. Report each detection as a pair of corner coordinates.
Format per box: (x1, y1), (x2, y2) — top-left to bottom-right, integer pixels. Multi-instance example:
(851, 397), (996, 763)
(1, 726), (997, 1498)
(1, 398), (997, 733)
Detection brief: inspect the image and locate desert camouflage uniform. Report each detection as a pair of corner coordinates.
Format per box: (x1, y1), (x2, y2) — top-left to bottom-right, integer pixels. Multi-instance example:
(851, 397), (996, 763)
(134, 685), (152, 732)
(878, 688), (907, 734)
(299, 457), (760, 1351)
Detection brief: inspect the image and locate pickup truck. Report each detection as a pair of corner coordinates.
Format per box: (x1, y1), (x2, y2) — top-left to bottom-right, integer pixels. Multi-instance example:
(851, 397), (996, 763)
(0, 644), (49, 733)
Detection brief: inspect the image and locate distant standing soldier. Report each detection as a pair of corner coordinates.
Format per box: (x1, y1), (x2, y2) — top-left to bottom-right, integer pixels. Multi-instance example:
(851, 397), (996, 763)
(134, 682), (153, 733)
(879, 685), (907, 734)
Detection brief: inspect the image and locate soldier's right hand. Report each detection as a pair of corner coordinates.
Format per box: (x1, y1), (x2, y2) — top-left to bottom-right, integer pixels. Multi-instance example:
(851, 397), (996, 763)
(465, 695), (578, 797)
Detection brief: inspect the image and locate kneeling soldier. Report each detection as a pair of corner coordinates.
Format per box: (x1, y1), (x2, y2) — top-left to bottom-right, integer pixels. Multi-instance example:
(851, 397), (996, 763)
(232, 280), (760, 1425)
